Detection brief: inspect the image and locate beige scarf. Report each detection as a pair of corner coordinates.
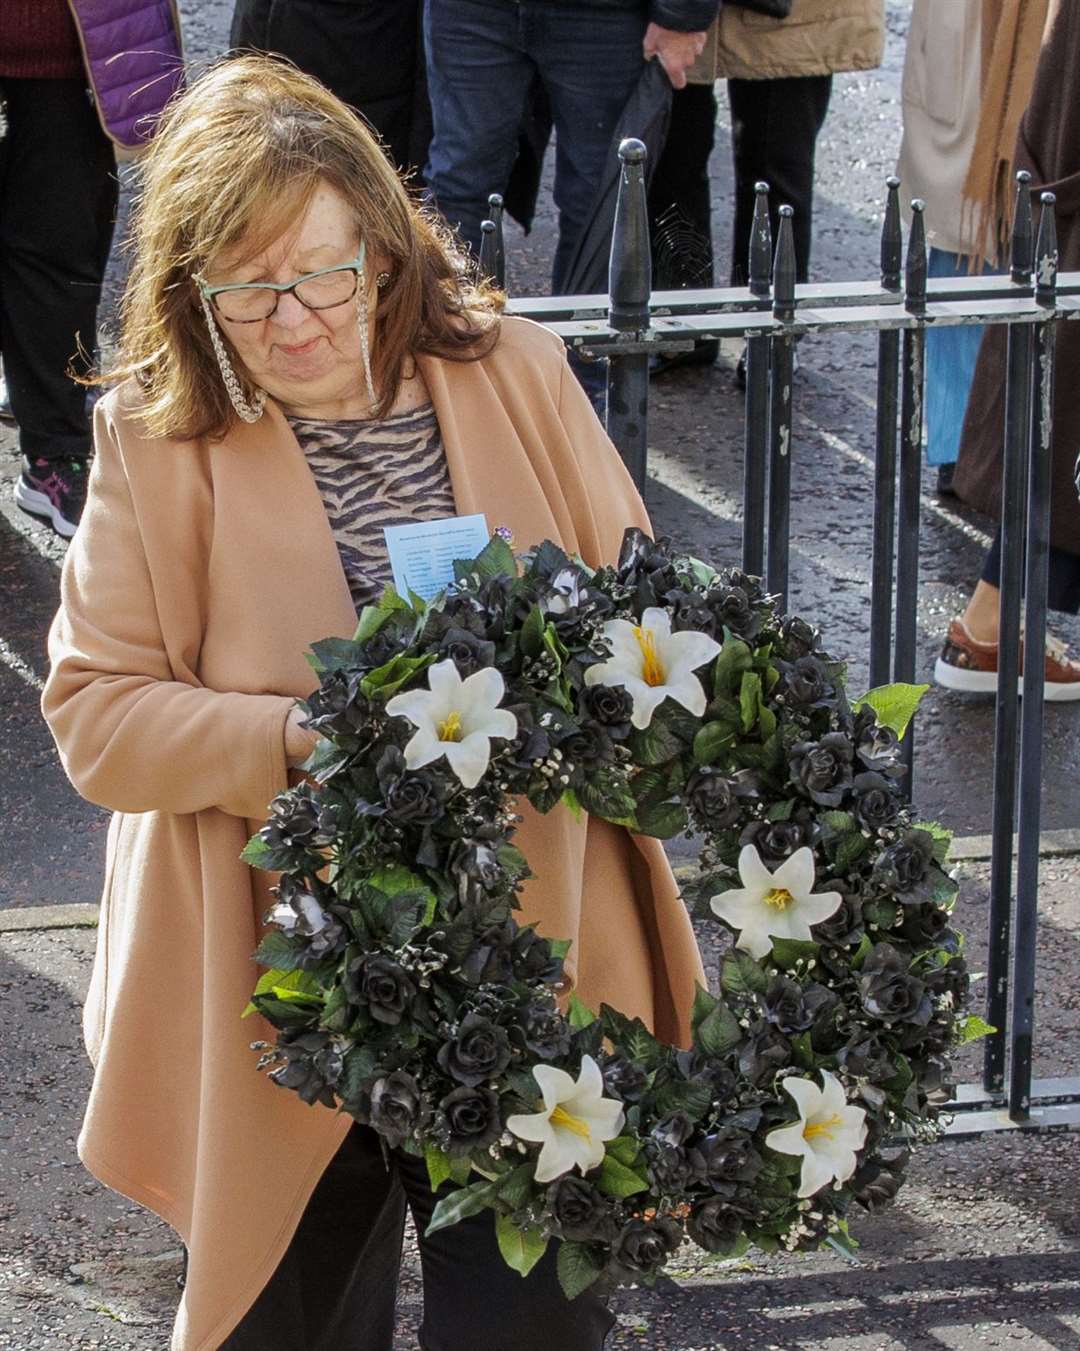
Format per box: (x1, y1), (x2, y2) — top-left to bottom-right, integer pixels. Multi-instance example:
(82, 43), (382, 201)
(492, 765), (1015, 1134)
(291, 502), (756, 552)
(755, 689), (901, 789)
(962, 0), (1052, 261)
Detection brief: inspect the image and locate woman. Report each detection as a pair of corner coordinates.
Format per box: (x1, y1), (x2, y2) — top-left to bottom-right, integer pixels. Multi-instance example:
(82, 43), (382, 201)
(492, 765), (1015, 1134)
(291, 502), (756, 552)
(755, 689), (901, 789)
(41, 57), (705, 1351)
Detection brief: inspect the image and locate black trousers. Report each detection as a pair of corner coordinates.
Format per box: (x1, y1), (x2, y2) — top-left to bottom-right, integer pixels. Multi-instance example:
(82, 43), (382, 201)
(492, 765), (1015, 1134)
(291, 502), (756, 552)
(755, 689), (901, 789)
(229, 0), (432, 177)
(220, 1121), (615, 1351)
(981, 525), (1080, 616)
(0, 78), (117, 463)
(727, 74), (832, 286)
(648, 82), (718, 291)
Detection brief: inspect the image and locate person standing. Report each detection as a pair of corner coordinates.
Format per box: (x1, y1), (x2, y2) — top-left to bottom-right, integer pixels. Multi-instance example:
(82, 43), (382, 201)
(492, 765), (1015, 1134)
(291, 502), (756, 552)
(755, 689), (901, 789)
(229, 0), (432, 177)
(1, 0), (182, 538)
(717, 0), (884, 386)
(423, 0), (718, 295)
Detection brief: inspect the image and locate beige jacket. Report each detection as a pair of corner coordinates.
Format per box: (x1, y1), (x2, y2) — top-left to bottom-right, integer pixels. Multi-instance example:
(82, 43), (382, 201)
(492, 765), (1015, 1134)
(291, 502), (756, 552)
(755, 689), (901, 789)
(41, 317), (706, 1351)
(690, 0), (885, 83)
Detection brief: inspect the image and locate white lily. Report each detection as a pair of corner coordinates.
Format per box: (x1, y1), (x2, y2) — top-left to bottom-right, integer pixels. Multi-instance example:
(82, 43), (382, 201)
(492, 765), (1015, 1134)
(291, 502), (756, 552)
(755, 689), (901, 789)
(506, 1054), (625, 1184)
(384, 659), (517, 790)
(584, 606), (721, 730)
(765, 1070), (868, 1198)
(710, 845), (842, 959)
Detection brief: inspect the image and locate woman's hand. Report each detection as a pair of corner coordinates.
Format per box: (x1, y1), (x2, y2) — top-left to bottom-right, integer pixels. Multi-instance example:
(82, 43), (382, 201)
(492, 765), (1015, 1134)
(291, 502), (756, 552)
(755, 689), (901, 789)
(285, 707), (320, 768)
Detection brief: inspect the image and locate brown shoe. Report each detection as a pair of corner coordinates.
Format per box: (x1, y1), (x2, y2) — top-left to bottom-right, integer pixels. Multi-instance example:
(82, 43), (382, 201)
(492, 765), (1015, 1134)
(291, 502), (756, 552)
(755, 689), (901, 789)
(934, 617), (1080, 701)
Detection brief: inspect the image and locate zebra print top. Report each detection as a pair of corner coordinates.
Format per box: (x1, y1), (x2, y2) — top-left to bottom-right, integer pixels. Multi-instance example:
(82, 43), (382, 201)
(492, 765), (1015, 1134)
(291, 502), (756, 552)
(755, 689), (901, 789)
(287, 402), (455, 610)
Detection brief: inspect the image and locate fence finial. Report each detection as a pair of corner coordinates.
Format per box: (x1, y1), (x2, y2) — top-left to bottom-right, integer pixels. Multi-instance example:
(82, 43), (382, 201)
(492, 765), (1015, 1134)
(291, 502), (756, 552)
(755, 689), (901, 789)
(881, 176), (902, 293)
(1035, 191), (1058, 307)
(1010, 170), (1034, 284)
(904, 199), (927, 315)
(609, 138), (651, 334)
(486, 193), (506, 290)
(772, 204), (796, 322)
(478, 219), (499, 287)
(749, 181), (772, 298)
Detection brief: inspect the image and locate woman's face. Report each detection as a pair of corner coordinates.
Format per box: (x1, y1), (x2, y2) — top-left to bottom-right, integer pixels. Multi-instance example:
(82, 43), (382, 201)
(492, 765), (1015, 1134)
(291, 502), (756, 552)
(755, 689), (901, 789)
(202, 181), (376, 416)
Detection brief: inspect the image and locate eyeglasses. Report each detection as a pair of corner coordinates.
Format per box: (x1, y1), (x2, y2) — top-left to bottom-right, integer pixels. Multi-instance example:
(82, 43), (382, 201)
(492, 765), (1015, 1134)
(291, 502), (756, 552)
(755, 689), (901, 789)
(196, 242), (367, 324)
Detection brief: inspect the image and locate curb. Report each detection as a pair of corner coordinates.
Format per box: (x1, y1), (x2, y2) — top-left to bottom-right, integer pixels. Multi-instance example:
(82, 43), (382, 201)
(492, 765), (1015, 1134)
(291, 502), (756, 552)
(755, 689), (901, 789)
(4, 829), (1080, 935)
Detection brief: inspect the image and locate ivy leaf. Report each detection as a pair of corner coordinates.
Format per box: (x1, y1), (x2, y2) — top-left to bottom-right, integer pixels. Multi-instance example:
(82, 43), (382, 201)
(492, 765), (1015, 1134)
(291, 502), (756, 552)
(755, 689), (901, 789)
(956, 1014), (996, 1045)
(353, 586), (413, 644)
(695, 1001), (743, 1058)
(720, 951), (768, 996)
(252, 928), (309, 972)
(240, 834), (275, 869)
(596, 1154), (650, 1199)
(495, 1215), (549, 1276)
(834, 832), (871, 873)
(425, 1178), (499, 1236)
(557, 1241), (605, 1301)
(306, 637), (365, 676)
(567, 993), (598, 1029)
(854, 682), (929, 740)
(454, 533), (516, 584)
(605, 1136), (643, 1168)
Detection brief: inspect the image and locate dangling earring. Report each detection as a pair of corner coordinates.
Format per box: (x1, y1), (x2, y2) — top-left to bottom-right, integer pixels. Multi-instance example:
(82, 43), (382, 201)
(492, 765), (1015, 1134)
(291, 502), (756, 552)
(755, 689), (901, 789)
(355, 271), (378, 409)
(199, 293), (266, 424)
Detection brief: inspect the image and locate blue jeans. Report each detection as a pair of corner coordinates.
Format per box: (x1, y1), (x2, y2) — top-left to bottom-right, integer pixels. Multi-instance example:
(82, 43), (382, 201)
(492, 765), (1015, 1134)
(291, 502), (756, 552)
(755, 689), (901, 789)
(925, 247), (1001, 467)
(423, 0), (647, 292)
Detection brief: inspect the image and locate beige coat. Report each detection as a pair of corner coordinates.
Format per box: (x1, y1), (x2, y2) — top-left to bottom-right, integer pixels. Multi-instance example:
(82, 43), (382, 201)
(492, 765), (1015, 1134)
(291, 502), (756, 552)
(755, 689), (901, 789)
(41, 317), (707, 1351)
(690, 0), (885, 83)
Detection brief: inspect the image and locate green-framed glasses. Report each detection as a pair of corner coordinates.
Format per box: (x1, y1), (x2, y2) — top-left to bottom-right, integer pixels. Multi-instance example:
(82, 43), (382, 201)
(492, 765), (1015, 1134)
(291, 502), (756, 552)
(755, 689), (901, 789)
(196, 242), (367, 324)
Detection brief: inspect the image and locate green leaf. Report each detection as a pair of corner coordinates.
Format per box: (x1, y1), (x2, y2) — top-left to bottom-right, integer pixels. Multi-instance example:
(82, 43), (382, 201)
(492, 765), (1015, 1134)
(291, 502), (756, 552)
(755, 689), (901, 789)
(560, 788), (584, 822)
(854, 682), (929, 740)
(519, 605), (546, 658)
(692, 721), (735, 767)
(920, 820), (954, 865)
(690, 982), (719, 1033)
(494, 1215), (548, 1276)
(696, 1001), (743, 1057)
(712, 636), (753, 695)
(557, 1241), (605, 1301)
(633, 799), (688, 839)
(720, 951), (768, 996)
(596, 1154), (650, 1199)
(629, 715), (686, 768)
(242, 966), (323, 1019)
(766, 799), (796, 823)
(448, 1155), (473, 1187)
(241, 834), (274, 869)
(454, 533), (516, 584)
(850, 933), (874, 969)
(758, 704), (777, 738)
(494, 1162), (536, 1211)
(567, 993), (598, 1030)
(354, 585), (414, 644)
(956, 1014), (996, 1045)
(306, 637), (364, 676)
(834, 832), (871, 873)
(768, 938), (820, 971)
(605, 1136), (643, 1168)
(361, 652), (436, 700)
(820, 810), (856, 835)
(739, 671), (762, 733)
(252, 928), (308, 972)
(425, 1178), (498, 1236)
(864, 899), (900, 930)
(425, 1144), (452, 1191)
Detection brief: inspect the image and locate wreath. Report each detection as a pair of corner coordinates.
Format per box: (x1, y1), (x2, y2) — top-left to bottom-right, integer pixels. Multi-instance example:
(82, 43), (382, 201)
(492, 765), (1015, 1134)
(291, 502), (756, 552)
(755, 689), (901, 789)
(241, 529), (979, 1298)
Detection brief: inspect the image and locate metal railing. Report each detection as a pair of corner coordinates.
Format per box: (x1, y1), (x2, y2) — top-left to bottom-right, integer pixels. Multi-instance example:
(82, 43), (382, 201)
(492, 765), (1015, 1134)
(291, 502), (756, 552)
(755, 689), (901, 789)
(485, 139), (1080, 1135)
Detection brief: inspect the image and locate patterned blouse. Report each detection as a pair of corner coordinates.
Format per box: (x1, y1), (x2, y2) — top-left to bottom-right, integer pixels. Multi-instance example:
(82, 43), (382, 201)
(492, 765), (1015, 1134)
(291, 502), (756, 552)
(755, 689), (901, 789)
(287, 402), (455, 610)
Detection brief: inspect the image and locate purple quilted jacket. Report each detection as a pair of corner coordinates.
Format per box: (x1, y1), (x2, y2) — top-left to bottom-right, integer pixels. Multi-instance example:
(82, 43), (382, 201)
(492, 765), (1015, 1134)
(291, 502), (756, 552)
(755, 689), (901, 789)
(68, 0), (184, 150)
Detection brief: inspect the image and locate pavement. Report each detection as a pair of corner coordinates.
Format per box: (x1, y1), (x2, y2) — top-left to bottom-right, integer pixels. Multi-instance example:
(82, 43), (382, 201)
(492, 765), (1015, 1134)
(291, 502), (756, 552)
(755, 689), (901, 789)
(1, 1), (1078, 1347)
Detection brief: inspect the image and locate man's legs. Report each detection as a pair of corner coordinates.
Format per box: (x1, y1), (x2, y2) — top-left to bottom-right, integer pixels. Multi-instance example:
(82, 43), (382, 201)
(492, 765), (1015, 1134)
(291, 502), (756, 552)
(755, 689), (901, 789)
(423, 0), (534, 258)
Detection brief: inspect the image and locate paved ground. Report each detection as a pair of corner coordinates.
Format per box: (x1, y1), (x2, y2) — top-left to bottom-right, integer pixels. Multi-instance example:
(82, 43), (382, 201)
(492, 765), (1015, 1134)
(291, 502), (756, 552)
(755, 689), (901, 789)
(1, 1), (1078, 1347)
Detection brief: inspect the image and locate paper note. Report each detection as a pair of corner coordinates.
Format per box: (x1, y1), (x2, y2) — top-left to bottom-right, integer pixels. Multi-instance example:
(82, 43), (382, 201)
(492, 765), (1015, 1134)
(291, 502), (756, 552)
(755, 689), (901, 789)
(384, 514), (490, 601)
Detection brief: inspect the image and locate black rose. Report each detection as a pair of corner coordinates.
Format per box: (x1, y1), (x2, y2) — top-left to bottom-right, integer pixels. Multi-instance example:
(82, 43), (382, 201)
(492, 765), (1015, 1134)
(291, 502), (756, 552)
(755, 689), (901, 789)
(602, 1055), (649, 1103)
(459, 920), (517, 986)
(546, 1176), (617, 1243)
(852, 707), (904, 777)
(874, 830), (935, 902)
(778, 655), (835, 710)
(858, 944), (932, 1027)
(266, 1029), (342, 1108)
(851, 771), (901, 832)
(738, 1019), (792, 1085)
(439, 626), (496, 678)
(898, 903), (949, 946)
(686, 1196), (745, 1255)
(512, 926), (564, 986)
(672, 594), (721, 638)
(361, 624), (408, 669)
(651, 1113), (694, 1149)
(925, 955), (969, 1004)
(762, 975), (838, 1035)
(437, 1012), (513, 1087)
(836, 1031), (894, 1083)
(609, 1216), (683, 1277)
(674, 1049), (737, 1105)
(367, 1070), (427, 1149)
(688, 1129), (762, 1188)
(581, 684), (634, 739)
(739, 809), (816, 864)
(372, 746), (447, 825)
(344, 952), (417, 1026)
(262, 783), (329, 852)
(812, 887), (864, 948)
(448, 839), (504, 896)
(685, 768), (743, 830)
(522, 1003), (573, 1060)
(305, 668), (375, 739)
(790, 732), (854, 807)
(266, 876), (347, 965)
(710, 584), (759, 639)
(780, 616), (818, 660)
(647, 1142), (697, 1192)
(851, 1146), (910, 1213)
(557, 720), (615, 781)
(437, 1085), (502, 1156)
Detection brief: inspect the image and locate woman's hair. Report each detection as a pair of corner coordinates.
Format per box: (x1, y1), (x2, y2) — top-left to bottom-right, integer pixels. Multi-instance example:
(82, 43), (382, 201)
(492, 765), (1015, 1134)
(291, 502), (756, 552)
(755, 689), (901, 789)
(101, 55), (502, 440)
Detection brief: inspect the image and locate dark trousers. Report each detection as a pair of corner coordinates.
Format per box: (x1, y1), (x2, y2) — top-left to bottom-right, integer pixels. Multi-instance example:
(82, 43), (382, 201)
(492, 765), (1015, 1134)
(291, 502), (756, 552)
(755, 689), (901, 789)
(229, 0), (432, 176)
(649, 83), (718, 291)
(0, 78), (117, 463)
(727, 74), (832, 286)
(220, 1121), (615, 1351)
(981, 525), (1080, 616)
(423, 0), (646, 291)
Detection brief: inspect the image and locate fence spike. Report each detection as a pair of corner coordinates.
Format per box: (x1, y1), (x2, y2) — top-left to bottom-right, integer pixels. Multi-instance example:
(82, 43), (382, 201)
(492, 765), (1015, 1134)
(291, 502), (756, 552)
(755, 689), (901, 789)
(1010, 170), (1034, 284)
(486, 192), (506, 290)
(881, 176), (902, 293)
(609, 138), (651, 334)
(749, 181), (772, 298)
(904, 199), (927, 315)
(1034, 191), (1058, 307)
(772, 204), (796, 322)
(478, 219), (499, 286)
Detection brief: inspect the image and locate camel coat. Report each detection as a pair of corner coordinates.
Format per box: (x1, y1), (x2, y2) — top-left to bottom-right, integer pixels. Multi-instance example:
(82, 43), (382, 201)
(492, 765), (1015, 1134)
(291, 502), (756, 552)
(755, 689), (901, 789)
(689, 0), (885, 83)
(41, 316), (706, 1351)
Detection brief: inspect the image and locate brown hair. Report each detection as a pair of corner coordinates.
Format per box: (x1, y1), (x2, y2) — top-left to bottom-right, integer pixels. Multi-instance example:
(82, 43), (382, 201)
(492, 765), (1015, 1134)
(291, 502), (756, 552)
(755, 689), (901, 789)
(101, 55), (502, 440)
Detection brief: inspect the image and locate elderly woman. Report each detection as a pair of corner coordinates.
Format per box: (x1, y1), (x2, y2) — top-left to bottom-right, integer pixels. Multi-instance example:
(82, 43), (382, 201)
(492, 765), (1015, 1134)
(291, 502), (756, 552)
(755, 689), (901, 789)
(41, 57), (705, 1351)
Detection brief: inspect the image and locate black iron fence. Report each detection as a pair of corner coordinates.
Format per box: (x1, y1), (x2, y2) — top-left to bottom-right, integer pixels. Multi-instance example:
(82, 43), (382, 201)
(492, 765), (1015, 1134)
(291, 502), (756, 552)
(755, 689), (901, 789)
(486, 139), (1080, 1136)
